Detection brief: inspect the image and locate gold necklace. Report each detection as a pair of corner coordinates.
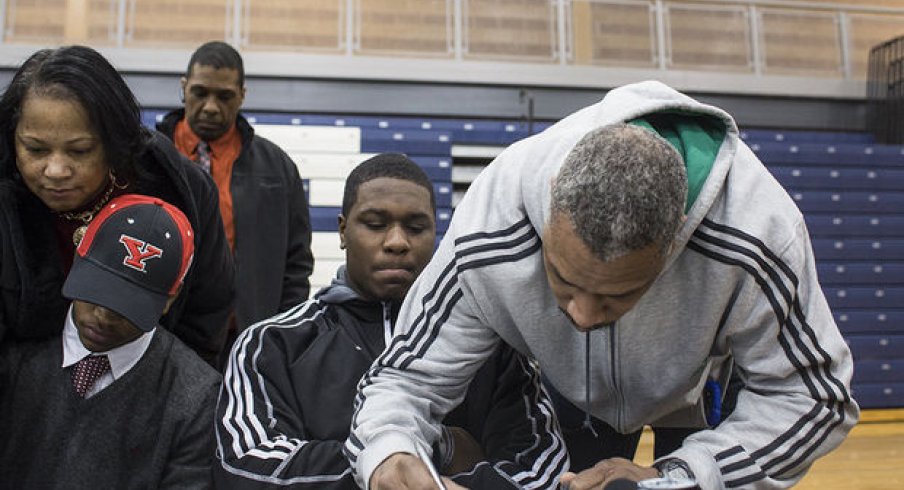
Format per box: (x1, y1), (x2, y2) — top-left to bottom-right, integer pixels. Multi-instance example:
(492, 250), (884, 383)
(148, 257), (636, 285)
(57, 176), (117, 246)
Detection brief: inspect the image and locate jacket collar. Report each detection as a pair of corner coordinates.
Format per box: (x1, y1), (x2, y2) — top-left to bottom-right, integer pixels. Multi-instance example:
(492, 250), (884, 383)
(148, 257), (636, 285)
(158, 108), (255, 148)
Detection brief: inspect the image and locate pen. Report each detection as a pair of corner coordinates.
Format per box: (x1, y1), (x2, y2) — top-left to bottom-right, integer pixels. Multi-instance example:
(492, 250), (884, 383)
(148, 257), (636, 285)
(414, 442), (448, 490)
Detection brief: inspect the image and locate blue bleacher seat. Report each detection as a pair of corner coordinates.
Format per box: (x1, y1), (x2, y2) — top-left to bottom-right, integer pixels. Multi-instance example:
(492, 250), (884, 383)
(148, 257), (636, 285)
(740, 129), (875, 144)
(824, 287), (904, 309)
(805, 215), (904, 238)
(813, 239), (904, 261)
(789, 191), (904, 214)
(851, 382), (904, 409)
(834, 310), (904, 335)
(769, 166), (904, 191)
(853, 359), (904, 384)
(360, 129), (452, 156)
(846, 334), (904, 360)
(818, 263), (904, 285)
(244, 112), (298, 125)
(141, 109), (167, 129)
(751, 142), (904, 166)
(408, 155), (452, 182)
(423, 119), (532, 146)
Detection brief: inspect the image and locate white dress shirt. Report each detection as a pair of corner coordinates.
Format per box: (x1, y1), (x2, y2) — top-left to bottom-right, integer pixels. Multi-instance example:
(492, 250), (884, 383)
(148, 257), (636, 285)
(61, 304), (155, 398)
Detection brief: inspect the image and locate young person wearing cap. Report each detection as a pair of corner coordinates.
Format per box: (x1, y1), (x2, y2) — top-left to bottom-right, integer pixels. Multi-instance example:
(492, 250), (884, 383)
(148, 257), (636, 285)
(214, 154), (568, 489)
(0, 194), (220, 489)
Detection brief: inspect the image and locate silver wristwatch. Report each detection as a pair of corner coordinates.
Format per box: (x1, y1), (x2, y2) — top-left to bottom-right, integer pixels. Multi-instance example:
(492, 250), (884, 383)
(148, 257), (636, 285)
(655, 458), (695, 480)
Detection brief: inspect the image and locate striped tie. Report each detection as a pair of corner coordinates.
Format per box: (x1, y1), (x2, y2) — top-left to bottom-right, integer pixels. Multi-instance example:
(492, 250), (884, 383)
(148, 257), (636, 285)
(195, 141), (212, 174)
(71, 355), (111, 398)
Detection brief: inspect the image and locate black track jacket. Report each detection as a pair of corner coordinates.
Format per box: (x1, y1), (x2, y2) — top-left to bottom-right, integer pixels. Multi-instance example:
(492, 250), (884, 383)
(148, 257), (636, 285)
(215, 268), (568, 489)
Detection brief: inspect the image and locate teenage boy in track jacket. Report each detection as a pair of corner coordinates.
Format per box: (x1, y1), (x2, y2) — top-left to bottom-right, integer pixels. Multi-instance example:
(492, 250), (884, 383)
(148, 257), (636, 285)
(215, 153), (568, 489)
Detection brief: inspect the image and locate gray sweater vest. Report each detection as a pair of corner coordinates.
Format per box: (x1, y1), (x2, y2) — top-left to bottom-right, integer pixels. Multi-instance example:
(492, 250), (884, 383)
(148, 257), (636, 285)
(0, 328), (221, 489)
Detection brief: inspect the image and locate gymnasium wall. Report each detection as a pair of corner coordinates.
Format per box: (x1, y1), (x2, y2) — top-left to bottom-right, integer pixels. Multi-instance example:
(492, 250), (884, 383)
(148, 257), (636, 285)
(3, 0), (899, 130)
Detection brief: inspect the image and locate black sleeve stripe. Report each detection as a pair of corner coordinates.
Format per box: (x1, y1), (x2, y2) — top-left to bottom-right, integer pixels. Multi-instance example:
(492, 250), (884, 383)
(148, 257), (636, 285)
(217, 301), (358, 484)
(687, 239), (823, 399)
(459, 238), (542, 272)
(687, 224), (851, 483)
(693, 227), (797, 303)
(788, 298), (852, 404)
(382, 222), (539, 370)
(693, 226), (846, 404)
(766, 405), (848, 478)
(715, 445), (746, 461)
(397, 290), (464, 370)
(219, 301), (327, 458)
(383, 268), (461, 367)
(702, 218), (798, 281)
(396, 231), (541, 368)
(456, 225), (537, 260)
(507, 355), (569, 488)
(699, 221), (851, 404)
(721, 456), (756, 474)
(726, 469), (769, 488)
(696, 223), (851, 403)
(750, 403), (823, 461)
(455, 217), (532, 245)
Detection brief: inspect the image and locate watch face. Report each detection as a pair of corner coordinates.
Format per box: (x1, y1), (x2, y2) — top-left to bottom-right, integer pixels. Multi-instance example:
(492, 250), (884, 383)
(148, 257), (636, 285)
(637, 477), (699, 489)
(663, 464), (693, 480)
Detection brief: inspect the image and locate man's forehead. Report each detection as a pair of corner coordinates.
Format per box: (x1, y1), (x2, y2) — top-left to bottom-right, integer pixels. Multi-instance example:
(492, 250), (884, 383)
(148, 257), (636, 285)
(186, 64), (242, 88)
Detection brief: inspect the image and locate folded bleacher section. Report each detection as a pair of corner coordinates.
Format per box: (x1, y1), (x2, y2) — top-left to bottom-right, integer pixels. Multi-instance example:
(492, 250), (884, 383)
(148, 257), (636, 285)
(143, 109), (903, 409)
(742, 129), (904, 409)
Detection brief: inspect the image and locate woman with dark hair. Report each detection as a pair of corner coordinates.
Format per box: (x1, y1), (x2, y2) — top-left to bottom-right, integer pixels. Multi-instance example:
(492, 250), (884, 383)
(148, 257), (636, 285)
(0, 45), (234, 366)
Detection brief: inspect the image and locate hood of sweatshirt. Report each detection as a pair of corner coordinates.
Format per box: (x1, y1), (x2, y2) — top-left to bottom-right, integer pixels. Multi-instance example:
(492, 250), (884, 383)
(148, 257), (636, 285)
(315, 265), (402, 352)
(520, 80), (737, 272)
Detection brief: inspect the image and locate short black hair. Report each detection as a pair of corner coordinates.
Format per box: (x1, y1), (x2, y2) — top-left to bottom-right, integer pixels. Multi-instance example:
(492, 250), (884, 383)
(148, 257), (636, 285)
(0, 45), (148, 182)
(342, 153), (435, 216)
(186, 41), (245, 88)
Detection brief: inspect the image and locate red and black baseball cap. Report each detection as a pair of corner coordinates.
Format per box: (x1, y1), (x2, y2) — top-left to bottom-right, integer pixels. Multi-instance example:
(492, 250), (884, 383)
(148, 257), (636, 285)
(62, 194), (195, 332)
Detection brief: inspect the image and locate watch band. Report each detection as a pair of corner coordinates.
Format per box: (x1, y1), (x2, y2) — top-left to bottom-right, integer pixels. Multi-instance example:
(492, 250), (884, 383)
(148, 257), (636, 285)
(654, 457), (696, 480)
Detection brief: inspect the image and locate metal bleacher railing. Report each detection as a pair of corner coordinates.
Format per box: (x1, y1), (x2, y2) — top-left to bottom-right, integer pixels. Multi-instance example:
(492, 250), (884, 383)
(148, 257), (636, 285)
(867, 34), (904, 144)
(142, 109), (904, 409)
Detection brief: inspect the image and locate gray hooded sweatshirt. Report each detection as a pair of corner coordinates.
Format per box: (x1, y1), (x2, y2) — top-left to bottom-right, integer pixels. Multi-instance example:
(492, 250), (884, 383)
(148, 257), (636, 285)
(345, 81), (858, 489)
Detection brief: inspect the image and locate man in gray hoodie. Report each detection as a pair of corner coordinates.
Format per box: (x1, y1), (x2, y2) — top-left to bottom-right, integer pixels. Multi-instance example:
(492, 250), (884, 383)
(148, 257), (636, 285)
(345, 81), (858, 490)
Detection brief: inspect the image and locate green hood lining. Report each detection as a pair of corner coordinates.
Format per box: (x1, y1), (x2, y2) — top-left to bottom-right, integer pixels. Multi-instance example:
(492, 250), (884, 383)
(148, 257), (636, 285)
(630, 112), (726, 213)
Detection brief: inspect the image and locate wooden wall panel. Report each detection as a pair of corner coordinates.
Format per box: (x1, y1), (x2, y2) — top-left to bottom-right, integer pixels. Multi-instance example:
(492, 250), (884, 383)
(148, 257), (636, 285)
(4, 0), (66, 43)
(86, 0), (117, 45)
(666, 3), (751, 71)
(356, 0), (451, 56)
(2, 0), (903, 83)
(244, 0), (342, 51)
(573, 0), (655, 67)
(760, 9), (841, 76)
(125, 0), (229, 47)
(465, 0), (556, 61)
(794, 0), (904, 6)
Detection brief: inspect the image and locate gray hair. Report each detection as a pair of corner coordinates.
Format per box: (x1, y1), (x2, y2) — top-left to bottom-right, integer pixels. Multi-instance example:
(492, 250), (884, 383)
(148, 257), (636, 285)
(550, 123), (687, 261)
